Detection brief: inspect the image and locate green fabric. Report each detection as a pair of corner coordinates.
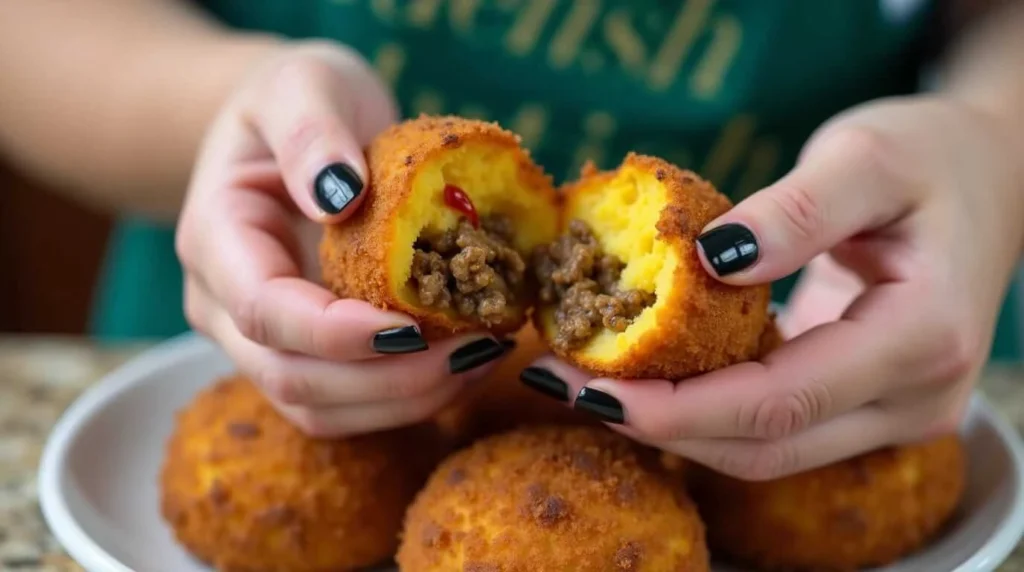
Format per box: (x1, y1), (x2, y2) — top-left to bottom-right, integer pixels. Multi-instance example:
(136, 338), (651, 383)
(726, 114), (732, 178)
(91, 219), (186, 340)
(89, 0), (1023, 360)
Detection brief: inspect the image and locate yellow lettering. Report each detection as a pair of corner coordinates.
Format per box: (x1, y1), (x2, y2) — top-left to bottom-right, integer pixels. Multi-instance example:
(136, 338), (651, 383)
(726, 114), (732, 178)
(505, 0), (557, 56)
(735, 139), (781, 200)
(410, 89), (446, 117)
(690, 15), (742, 99)
(372, 43), (406, 87)
(549, 0), (603, 69)
(407, 0), (443, 29)
(701, 114), (756, 186)
(450, 0), (483, 33)
(603, 8), (647, 74)
(648, 0), (714, 91)
(509, 104), (550, 150)
(370, 0), (397, 22)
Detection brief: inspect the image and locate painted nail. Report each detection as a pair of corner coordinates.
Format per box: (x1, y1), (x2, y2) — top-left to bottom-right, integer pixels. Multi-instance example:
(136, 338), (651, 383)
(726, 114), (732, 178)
(519, 367), (569, 402)
(372, 326), (428, 354)
(501, 338), (518, 352)
(314, 163), (363, 214)
(573, 387), (625, 424)
(696, 223), (759, 276)
(449, 338), (506, 374)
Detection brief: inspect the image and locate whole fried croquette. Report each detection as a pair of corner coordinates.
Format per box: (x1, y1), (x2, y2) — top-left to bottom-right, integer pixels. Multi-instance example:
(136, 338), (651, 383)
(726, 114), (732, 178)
(320, 115), (559, 340)
(397, 425), (710, 572)
(691, 434), (966, 571)
(533, 154), (771, 380)
(160, 374), (444, 572)
(434, 324), (597, 447)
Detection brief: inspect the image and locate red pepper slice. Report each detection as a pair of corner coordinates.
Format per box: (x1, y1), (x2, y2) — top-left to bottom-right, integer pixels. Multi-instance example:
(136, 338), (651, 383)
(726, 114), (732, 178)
(443, 184), (479, 229)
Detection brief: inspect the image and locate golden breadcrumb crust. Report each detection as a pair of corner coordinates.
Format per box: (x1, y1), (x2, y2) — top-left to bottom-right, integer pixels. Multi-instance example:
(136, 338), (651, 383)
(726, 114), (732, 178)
(320, 115), (559, 340)
(397, 425), (710, 572)
(537, 154), (772, 380)
(159, 374), (443, 571)
(691, 434), (966, 571)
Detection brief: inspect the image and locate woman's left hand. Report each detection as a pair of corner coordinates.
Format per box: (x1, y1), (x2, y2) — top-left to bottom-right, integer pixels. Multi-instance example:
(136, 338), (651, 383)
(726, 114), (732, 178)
(523, 96), (1024, 480)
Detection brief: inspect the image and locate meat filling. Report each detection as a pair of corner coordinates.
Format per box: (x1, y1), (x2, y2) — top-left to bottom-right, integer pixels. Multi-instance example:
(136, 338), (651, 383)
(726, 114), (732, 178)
(533, 220), (656, 350)
(409, 214), (526, 326)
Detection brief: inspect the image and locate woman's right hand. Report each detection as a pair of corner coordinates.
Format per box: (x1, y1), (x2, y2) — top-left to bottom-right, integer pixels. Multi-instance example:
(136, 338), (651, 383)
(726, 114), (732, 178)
(176, 41), (510, 437)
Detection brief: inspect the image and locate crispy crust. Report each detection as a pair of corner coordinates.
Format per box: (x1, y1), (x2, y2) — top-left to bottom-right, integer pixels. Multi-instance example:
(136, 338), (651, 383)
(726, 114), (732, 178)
(320, 115), (558, 340)
(159, 374), (444, 571)
(690, 435), (966, 571)
(536, 154), (772, 380)
(397, 425), (710, 572)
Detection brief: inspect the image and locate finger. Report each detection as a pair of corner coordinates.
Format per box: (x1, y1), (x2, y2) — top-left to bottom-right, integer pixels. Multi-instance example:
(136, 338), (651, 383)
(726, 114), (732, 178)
(626, 404), (897, 481)
(695, 125), (915, 284)
(570, 283), (939, 441)
(186, 187), (427, 360)
(208, 303), (509, 405)
(517, 355), (592, 405)
(272, 377), (468, 437)
(245, 45), (396, 222)
(779, 254), (863, 337)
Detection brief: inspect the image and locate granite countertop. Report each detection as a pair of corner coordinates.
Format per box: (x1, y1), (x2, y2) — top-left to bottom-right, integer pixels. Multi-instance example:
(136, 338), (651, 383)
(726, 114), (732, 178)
(2, 336), (1024, 572)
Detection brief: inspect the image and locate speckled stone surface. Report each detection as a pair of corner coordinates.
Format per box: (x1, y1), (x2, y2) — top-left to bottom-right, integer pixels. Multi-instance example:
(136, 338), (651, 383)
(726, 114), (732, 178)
(1, 336), (1024, 571)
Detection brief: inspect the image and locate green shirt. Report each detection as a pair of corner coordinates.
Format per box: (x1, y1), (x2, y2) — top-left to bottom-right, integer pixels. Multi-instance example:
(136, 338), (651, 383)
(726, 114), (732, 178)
(91, 0), (1023, 359)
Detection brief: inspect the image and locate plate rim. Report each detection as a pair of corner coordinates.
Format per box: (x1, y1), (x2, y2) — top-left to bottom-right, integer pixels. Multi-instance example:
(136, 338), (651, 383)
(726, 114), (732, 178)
(37, 333), (1024, 572)
(38, 332), (214, 572)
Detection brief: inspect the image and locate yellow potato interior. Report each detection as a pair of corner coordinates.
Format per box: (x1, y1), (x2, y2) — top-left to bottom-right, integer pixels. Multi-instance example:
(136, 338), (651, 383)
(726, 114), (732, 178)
(390, 143), (557, 307)
(548, 166), (677, 360)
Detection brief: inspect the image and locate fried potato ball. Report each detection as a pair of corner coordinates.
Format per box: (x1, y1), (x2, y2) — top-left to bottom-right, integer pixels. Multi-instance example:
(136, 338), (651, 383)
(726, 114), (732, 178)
(320, 115), (559, 340)
(691, 434), (967, 571)
(397, 425), (710, 572)
(534, 154), (772, 380)
(434, 324), (597, 447)
(160, 374), (444, 571)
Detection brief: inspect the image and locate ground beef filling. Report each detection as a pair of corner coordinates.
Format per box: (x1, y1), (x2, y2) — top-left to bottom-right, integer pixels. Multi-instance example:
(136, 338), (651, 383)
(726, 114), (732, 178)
(409, 214), (526, 326)
(533, 219), (656, 351)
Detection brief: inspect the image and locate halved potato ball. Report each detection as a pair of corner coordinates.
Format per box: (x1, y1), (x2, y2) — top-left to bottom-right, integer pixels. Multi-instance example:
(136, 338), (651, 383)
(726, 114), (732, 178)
(397, 425), (710, 572)
(533, 154), (771, 380)
(320, 115), (559, 340)
(691, 434), (967, 571)
(160, 374), (444, 571)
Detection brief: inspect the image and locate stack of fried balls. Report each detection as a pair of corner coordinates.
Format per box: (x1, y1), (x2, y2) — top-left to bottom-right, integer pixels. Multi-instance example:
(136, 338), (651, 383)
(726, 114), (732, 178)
(160, 116), (967, 571)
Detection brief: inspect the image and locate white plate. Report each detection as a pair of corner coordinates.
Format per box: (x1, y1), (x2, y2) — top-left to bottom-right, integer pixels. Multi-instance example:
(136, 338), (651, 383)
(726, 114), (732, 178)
(38, 333), (1024, 572)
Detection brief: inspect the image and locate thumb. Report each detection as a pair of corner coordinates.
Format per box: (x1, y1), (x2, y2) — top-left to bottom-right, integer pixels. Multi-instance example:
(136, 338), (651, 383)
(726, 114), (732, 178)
(695, 127), (910, 284)
(246, 44), (397, 223)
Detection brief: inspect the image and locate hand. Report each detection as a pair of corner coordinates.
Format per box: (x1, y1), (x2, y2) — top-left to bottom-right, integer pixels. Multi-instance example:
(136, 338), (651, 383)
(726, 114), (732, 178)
(176, 41), (510, 437)
(523, 96), (1024, 479)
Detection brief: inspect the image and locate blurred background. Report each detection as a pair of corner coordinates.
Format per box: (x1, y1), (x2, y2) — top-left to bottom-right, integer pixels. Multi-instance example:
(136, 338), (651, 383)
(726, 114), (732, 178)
(0, 164), (111, 335)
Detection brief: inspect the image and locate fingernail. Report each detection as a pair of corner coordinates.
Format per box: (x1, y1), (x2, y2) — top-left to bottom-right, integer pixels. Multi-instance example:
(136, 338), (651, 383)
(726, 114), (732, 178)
(696, 223), (759, 276)
(501, 338), (517, 352)
(314, 163), (363, 215)
(573, 387), (624, 424)
(519, 367), (568, 402)
(449, 338), (506, 374)
(372, 325), (428, 354)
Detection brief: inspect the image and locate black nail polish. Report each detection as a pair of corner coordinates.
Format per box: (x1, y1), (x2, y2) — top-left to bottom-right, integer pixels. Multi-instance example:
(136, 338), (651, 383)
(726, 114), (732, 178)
(520, 367), (569, 402)
(449, 338), (506, 374)
(501, 338), (518, 352)
(573, 387), (625, 424)
(696, 223), (759, 276)
(314, 163), (363, 214)
(372, 326), (428, 354)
